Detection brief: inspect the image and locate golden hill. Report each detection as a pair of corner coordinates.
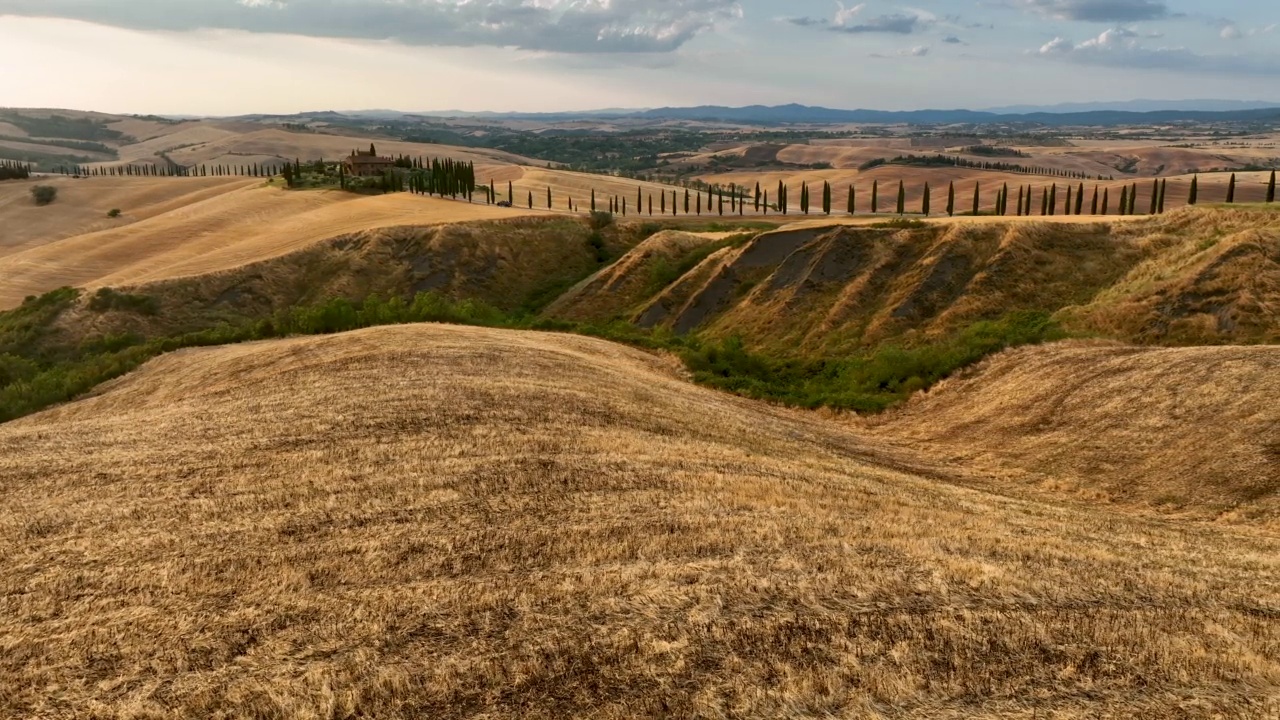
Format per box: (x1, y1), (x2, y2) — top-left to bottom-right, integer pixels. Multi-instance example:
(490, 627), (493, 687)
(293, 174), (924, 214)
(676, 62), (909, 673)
(871, 340), (1280, 523)
(623, 208), (1280, 352)
(0, 175), (256, 259)
(2, 323), (1278, 718)
(0, 180), (553, 309)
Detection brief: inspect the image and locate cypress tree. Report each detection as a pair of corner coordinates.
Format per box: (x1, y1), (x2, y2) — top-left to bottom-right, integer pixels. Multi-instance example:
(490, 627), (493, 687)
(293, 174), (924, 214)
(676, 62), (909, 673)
(948, 181), (956, 217)
(1001, 183), (1010, 216)
(896, 181), (906, 215)
(777, 180), (784, 213)
(508, 181), (513, 205)
(1158, 179), (1167, 213)
(1064, 185), (1072, 216)
(1015, 185), (1023, 217)
(763, 190), (769, 215)
(871, 181), (878, 213)
(823, 181), (831, 215)
(972, 182), (980, 216)
(1119, 186), (1128, 216)
(528, 191), (533, 209)
(1226, 173), (1236, 203)
(1148, 180), (1159, 215)
(718, 189), (724, 216)
(1040, 187), (1048, 216)
(754, 182), (761, 212)
(684, 188), (691, 214)
(1129, 183), (1138, 214)
(674, 190), (680, 216)
(660, 190), (665, 214)
(1091, 186), (1099, 215)
(591, 188), (596, 212)
(922, 182), (931, 216)
(1102, 188), (1110, 215)
(490, 180), (496, 204)
(649, 194), (654, 216)
(697, 193), (702, 215)
(547, 187), (552, 209)
(848, 185), (855, 214)
(1049, 184), (1057, 216)
(1188, 175), (1198, 205)
(1267, 170), (1276, 203)
(1075, 182), (1085, 215)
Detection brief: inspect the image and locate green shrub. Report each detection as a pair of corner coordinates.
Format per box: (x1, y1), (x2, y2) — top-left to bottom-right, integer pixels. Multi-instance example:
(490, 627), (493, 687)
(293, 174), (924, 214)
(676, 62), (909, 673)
(588, 211), (614, 230)
(30, 186), (57, 206)
(107, 208), (121, 218)
(87, 288), (158, 315)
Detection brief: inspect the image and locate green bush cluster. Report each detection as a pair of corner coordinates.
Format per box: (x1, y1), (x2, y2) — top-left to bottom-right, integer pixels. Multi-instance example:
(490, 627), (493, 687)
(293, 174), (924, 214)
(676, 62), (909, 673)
(87, 288), (158, 315)
(0, 284), (1067, 424)
(684, 311), (1065, 412)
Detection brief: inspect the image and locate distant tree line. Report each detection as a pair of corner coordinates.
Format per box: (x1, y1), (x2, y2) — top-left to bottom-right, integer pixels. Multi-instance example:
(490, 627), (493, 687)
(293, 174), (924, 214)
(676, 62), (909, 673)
(860, 154), (1109, 180)
(0, 160), (31, 180)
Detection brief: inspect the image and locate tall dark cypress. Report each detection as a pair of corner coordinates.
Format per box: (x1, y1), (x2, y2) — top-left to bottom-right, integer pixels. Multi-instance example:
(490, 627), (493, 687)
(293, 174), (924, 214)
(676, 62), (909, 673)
(922, 182), (931, 216)
(754, 182), (761, 212)
(763, 190), (769, 215)
(1188, 175), (1198, 205)
(1129, 183), (1138, 215)
(1102, 188), (1110, 215)
(528, 191), (533, 209)
(685, 188), (691, 214)
(1001, 183), (1009, 216)
(847, 185), (855, 215)
(1158, 179), (1167, 213)
(1119, 186), (1128, 216)
(1015, 185), (1023, 217)
(1091, 186), (1099, 215)
(1049, 184), (1057, 216)
(508, 181), (513, 205)
(547, 187), (552, 209)
(1041, 187), (1048, 216)
(1148, 180), (1159, 215)
(871, 180), (878, 214)
(822, 181), (831, 215)
(1268, 170), (1276, 203)
(972, 182), (980, 216)
(660, 190), (665, 214)
(896, 181), (906, 215)
(948, 181), (956, 217)
(1226, 173), (1236, 203)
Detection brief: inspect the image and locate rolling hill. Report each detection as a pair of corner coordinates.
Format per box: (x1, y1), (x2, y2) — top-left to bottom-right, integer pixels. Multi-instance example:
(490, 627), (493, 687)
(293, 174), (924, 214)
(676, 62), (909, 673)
(2, 323), (1277, 718)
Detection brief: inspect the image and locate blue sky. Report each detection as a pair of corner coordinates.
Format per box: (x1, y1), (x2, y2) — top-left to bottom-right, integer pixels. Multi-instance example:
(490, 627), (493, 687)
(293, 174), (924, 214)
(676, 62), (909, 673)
(0, 0), (1275, 114)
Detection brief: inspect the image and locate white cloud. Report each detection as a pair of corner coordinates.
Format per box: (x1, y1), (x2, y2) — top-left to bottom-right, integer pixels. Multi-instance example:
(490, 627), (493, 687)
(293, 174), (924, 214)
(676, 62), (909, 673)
(0, 0), (744, 53)
(1035, 28), (1280, 76)
(1220, 25), (1243, 40)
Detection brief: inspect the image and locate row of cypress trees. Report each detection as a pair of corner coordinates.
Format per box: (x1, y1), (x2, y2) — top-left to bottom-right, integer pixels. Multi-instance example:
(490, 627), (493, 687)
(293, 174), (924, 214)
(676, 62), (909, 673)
(0, 160), (31, 180)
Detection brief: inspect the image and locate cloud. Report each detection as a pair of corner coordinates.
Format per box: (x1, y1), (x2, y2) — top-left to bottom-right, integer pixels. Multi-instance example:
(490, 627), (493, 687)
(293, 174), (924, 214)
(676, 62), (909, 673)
(1019, 0), (1168, 22)
(1220, 24), (1242, 40)
(943, 35), (964, 44)
(1036, 28), (1280, 75)
(869, 44), (931, 58)
(833, 13), (921, 33)
(782, 16), (829, 27)
(0, 0), (743, 53)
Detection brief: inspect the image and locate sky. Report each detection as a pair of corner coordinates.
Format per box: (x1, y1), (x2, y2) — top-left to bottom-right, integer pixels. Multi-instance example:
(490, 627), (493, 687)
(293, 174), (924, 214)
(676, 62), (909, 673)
(0, 0), (1276, 115)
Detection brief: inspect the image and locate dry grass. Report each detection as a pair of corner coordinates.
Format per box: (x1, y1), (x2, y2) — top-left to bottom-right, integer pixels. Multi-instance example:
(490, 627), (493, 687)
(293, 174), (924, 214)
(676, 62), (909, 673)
(0, 182), (551, 309)
(0, 176), (257, 260)
(2, 324), (1278, 718)
(869, 340), (1280, 525)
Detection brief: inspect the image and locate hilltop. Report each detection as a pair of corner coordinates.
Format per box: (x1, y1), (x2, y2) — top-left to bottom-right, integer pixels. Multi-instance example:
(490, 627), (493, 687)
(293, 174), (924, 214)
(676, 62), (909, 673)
(2, 323), (1277, 718)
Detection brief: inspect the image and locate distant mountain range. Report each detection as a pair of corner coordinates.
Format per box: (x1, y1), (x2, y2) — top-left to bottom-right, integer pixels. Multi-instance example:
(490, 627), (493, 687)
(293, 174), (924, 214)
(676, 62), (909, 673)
(238, 101), (1280, 127)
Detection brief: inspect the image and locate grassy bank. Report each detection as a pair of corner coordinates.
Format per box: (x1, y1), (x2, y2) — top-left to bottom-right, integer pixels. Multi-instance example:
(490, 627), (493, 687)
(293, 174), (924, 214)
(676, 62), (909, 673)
(0, 286), (1066, 423)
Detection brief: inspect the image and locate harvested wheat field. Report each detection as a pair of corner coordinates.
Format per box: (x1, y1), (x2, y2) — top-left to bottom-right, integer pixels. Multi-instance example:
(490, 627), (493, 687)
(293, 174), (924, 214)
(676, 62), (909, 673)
(2, 324), (1278, 719)
(0, 176), (258, 257)
(870, 341), (1280, 524)
(0, 184), (547, 308)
